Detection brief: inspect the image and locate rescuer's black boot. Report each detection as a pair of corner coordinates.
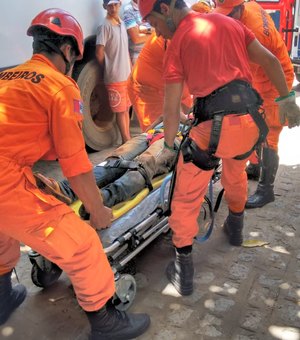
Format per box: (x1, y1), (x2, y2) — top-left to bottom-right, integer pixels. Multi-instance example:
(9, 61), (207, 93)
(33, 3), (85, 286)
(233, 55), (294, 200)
(223, 210), (244, 246)
(0, 270), (27, 325)
(246, 146), (261, 181)
(86, 299), (150, 340)
(166, 246), (194, 296)
(246, 148), (279, 209)
(246, 162), (260, 181)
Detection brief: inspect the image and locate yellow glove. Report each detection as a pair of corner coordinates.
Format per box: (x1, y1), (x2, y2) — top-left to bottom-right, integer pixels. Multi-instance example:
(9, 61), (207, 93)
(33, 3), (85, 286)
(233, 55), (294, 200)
(275, 91), (300, 129)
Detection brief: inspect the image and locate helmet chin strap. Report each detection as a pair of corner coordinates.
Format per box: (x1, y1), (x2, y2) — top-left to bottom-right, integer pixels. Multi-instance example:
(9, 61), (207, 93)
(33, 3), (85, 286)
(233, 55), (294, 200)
(166, 17), (176, 32)
(37, 39), (72, 75)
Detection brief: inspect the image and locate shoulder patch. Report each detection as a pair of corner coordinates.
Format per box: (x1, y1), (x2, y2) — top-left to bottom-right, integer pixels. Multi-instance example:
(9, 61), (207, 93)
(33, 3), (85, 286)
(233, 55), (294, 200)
(73, 99), (84, 114)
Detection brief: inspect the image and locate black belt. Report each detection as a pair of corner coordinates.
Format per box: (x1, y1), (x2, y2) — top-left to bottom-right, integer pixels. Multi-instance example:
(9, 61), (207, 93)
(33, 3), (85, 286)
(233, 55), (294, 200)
(193, 80), (268, 160)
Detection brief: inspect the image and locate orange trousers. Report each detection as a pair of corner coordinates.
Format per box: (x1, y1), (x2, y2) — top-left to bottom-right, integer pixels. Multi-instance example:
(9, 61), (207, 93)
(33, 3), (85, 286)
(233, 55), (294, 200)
(169, 114), (259, 248)
(0, 211), (115, 312)
(127, 76), (192, 132)
(263, 101), (283, 152)
(127, 76), (165, 131)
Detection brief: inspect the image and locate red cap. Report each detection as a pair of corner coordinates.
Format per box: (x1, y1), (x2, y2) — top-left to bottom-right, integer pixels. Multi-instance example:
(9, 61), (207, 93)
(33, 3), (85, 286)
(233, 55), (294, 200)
(138, 0), (157, 19)
(214, 0), (244, 15)
(27, 8), (84, 60)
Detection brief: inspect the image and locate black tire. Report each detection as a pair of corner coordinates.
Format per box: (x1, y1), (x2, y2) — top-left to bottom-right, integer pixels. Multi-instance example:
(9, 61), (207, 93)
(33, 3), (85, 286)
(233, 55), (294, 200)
(76, 60), (119, 151)
(31, 261), (63, 288)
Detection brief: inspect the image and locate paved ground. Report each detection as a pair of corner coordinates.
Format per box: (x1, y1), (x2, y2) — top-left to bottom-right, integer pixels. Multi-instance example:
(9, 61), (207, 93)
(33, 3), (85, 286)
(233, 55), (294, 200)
(1, 100), (299, 340)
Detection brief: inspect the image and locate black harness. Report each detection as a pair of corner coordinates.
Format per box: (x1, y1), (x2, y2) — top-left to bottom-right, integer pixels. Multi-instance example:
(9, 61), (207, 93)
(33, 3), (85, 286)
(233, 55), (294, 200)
(181, 80), (269, 171)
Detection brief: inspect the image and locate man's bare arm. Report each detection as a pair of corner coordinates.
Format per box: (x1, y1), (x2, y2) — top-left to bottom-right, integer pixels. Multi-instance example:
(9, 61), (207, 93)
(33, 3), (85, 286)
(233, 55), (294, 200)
(95, 44), (105, 79)
(163, 82), (184, 147)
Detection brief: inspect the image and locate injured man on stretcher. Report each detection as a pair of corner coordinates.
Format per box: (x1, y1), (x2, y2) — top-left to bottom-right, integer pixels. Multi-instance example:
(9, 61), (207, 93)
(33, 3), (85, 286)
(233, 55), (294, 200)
(34, 129), (180, 215)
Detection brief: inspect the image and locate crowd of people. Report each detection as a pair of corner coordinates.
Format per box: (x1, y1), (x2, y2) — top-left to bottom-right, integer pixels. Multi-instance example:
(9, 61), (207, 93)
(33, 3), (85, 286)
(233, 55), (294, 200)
(0, 1), (300, 339)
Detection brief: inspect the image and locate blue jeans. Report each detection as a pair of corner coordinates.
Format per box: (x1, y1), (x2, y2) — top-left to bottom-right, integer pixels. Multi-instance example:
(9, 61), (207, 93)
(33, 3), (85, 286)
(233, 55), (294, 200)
(101, 138), (175, 207)
(59, 134), (149, 203)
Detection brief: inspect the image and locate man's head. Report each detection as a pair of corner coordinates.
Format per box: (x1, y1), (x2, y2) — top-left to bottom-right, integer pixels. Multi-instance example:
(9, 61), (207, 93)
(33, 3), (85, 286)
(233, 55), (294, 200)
(213, 0), (244, 17)
(138, 0), (188, 39)
(103, 0), (121, 16)
(27, 8), (84, 74)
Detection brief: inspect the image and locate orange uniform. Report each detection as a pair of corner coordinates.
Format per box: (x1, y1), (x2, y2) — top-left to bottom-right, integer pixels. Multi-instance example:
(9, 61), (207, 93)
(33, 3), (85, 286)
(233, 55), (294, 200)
(241, 1), (294, 151)
(164, 13), (259, 247)
(127, 33), (192, 131)
(0, 55), (114, 311)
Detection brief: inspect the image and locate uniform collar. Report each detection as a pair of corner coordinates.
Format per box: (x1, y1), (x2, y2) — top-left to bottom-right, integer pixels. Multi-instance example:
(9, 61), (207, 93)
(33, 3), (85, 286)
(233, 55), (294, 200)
(31, 54), (60, 72)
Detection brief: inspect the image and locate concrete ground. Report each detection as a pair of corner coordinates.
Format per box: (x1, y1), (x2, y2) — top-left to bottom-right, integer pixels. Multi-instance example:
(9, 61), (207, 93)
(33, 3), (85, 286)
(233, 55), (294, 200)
(1, 97), (300, 340)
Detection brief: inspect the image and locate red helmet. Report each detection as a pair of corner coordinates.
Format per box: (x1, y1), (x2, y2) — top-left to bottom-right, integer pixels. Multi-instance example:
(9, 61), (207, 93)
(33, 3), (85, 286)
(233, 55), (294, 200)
(138, 0), (157, 20)
(27, 8), (84, 60)
(214, 0), (244, 15)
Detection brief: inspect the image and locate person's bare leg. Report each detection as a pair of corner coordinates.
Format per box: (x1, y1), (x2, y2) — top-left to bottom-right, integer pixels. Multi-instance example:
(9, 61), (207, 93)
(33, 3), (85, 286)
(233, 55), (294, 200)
(116, 111), (131, 143)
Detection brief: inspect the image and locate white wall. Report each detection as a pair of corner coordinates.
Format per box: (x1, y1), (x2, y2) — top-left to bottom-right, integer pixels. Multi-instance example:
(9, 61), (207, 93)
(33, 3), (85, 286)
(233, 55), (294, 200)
(0, 0), (107, 68)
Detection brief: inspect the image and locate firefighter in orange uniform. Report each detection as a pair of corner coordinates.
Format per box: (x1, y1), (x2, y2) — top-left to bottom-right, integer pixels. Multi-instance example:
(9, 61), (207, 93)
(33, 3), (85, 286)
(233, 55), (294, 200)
(138, 0), (300, 296)
(127, 1), (211, 132)
(0, 8), (150, 339)
(214, 0), (297, 208)
(127, 32), (193, 131)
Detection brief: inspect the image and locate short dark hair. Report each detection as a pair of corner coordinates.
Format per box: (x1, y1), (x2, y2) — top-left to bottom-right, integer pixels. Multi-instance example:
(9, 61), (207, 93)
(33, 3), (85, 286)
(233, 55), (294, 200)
(228, 4), (243, 17)
(152, 0), (187, 14)
(31, 26), (78, 56)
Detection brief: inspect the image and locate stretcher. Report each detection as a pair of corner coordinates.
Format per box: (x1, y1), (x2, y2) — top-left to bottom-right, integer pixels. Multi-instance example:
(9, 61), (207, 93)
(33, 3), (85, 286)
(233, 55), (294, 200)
(28, 164), (222, 311)
(28, 171), (175, 310)
(28, 127), (222, 311)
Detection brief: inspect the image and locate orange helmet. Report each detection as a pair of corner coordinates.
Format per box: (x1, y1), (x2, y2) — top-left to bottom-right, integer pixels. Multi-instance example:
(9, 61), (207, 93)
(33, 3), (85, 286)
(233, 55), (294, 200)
(214, 0), (244, 15)
(192, 1), (212, 13)
(138, 0), (157, 20)
(27, 8), (84, 60)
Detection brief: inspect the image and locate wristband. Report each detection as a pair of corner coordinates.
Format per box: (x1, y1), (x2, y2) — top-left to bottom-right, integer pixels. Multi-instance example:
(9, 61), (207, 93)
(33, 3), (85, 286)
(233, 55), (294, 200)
(164, 141), (175, 151)
(275, 90), (295, 102)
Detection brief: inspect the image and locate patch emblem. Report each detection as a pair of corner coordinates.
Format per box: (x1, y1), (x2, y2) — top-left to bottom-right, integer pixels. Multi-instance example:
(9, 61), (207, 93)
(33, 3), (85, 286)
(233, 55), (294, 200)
(108, 88), (121, 108)
(73, 99), (84, 114)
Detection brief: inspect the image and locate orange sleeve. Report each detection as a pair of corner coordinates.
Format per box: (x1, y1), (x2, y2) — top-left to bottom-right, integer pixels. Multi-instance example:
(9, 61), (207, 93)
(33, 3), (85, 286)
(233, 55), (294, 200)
(49, 84), (93, 178)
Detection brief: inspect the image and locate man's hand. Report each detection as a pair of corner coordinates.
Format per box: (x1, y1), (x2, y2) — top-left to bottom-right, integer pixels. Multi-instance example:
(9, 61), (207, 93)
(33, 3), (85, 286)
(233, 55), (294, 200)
(276, 91), (300, 128)
(156, 141), (178, 172)
(90, 206), (113, 230)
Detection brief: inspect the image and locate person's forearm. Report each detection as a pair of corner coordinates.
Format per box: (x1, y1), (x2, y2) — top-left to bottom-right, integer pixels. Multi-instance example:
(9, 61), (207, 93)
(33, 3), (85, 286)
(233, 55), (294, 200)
(67, 170), (105, 214)
(95, 45), (105, 79)
(261, 56), (289, 97)
(145, 115), (163, 132)
(163, 83), (183, 147)
(128, 27), (149, 44)
(164, 113), (180, 147)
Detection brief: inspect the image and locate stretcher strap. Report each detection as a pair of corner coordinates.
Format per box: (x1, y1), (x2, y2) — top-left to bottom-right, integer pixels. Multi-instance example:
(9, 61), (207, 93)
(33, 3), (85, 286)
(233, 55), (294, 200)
(100, 158), (153, 191)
